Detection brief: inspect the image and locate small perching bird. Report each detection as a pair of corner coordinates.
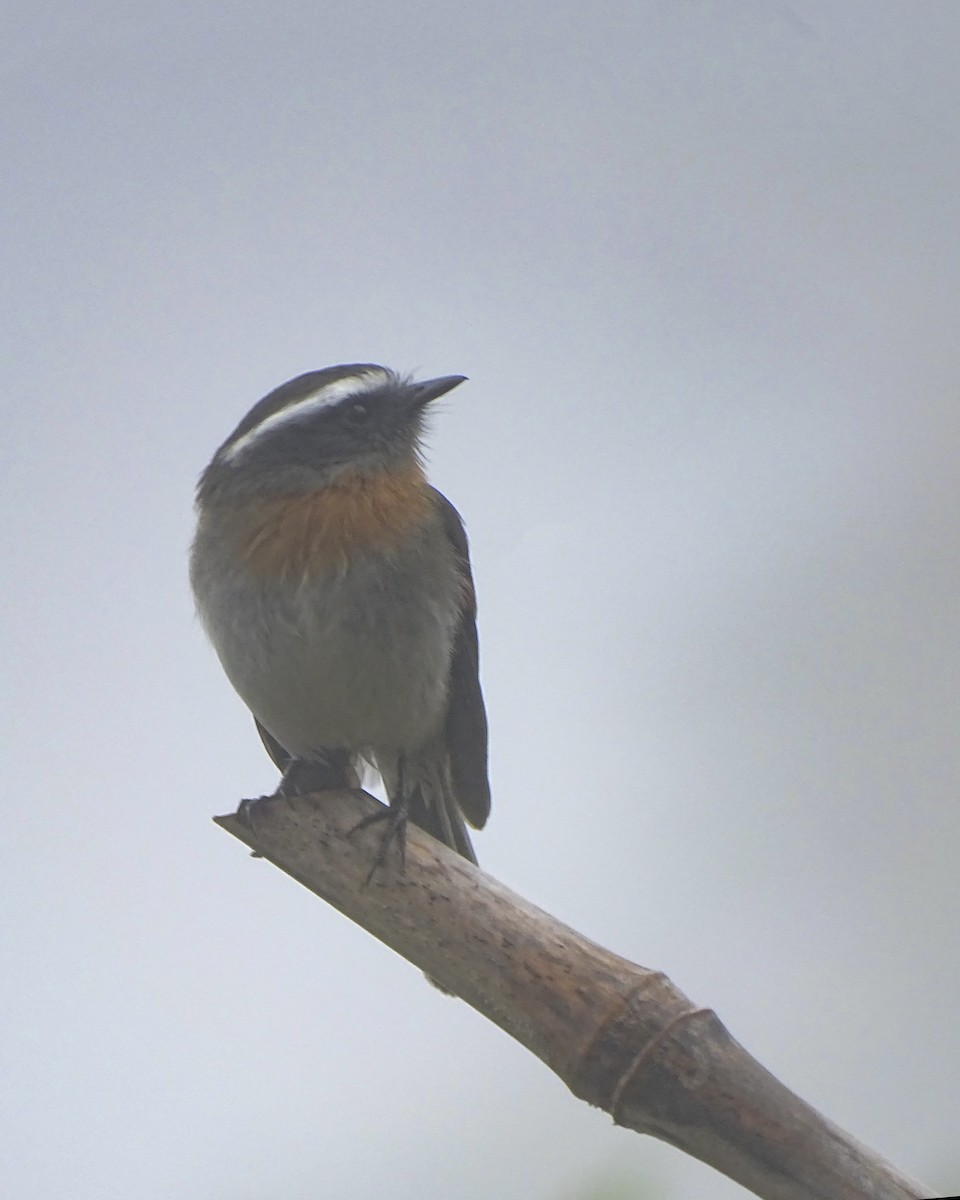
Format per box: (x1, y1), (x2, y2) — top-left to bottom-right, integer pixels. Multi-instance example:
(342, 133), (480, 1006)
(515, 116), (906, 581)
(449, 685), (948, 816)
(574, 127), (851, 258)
(190, 364), (490, 870)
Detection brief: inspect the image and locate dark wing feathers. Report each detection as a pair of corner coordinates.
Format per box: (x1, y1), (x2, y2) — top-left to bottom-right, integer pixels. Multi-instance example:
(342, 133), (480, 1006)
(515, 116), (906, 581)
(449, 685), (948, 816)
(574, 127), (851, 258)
(256, 718), (291, 773)
(431, 488), (491, 830)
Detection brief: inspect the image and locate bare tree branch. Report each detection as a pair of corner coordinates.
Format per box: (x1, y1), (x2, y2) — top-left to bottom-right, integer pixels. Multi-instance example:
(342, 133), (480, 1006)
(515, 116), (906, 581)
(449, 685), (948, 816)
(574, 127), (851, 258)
(215, 790), (936, 1200)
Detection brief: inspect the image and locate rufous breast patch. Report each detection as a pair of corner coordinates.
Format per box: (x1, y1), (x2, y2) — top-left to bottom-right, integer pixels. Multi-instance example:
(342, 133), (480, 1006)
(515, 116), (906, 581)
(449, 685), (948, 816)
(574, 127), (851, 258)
(235, 464), (433, 582)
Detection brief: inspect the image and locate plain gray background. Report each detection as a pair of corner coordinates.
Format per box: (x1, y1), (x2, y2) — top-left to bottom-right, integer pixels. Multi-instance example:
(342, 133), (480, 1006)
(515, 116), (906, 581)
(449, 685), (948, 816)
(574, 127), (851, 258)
(3, 3), (958, 1198)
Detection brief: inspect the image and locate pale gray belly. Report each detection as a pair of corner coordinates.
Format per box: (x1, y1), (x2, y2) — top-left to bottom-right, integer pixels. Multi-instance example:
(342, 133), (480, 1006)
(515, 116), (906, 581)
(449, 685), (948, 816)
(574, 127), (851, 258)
(192, 533), (462, 759)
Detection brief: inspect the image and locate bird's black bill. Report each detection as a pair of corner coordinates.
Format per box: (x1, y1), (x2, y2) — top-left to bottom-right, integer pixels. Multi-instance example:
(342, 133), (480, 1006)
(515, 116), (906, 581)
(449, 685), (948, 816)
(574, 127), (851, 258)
(406, 374), (467, 410)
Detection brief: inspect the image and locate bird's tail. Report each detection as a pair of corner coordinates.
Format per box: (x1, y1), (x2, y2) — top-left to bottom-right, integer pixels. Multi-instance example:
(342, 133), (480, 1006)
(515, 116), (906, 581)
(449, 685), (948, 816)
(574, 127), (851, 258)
(378, 754), (477, 865)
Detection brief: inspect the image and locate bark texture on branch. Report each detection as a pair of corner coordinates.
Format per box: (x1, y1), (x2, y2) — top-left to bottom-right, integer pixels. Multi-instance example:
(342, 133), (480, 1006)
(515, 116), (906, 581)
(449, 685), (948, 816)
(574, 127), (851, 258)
(215, 790), (935, 1200)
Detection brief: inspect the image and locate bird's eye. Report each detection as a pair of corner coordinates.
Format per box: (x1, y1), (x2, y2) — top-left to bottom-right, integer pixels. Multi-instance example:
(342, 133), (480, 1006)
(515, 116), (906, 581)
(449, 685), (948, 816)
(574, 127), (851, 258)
(344, 402), (370, 425)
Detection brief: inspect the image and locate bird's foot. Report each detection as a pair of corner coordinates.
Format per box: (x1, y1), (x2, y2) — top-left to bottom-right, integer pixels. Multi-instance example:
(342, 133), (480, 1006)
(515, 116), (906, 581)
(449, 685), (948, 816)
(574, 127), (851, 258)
(235, 792), (277, 855)
(275, 754), (351, 797)
(236, 754), (351, 855)
(348, 797), (409, 886)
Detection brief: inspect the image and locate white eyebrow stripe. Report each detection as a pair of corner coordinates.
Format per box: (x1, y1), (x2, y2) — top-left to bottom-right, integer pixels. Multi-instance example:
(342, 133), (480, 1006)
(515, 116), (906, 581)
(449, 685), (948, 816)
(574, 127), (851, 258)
(221, 368), (392, 462)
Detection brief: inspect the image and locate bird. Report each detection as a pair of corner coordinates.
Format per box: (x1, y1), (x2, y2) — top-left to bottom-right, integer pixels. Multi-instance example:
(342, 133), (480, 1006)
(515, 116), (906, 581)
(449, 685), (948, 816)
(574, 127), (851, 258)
(190, 364), (490, 874)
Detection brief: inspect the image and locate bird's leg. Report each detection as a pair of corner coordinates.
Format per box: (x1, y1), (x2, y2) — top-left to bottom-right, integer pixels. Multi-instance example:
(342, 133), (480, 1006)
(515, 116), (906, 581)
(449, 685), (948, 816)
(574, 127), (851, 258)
(348, 752), (409, 885)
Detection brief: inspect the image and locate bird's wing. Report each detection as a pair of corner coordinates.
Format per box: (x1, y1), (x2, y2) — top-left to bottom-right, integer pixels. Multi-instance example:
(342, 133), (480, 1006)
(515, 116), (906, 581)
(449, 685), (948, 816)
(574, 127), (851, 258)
(430, 487), (491, 830)
(255, 718), (292, 772)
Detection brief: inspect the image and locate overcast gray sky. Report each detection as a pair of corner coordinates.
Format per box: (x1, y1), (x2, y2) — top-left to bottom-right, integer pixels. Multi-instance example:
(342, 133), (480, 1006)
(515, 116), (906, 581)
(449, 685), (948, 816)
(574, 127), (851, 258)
(3, 3), (959, 1198)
